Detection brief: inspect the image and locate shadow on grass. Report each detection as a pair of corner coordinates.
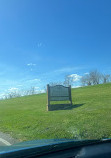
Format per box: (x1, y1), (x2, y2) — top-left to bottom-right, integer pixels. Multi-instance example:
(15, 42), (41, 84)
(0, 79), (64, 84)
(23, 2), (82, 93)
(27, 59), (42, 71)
(48, 103), (85, 111)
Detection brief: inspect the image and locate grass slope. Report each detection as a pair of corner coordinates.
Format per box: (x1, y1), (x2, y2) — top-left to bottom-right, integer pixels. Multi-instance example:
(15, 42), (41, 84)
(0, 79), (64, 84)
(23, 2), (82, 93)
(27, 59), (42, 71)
(0, 83), (111, 141)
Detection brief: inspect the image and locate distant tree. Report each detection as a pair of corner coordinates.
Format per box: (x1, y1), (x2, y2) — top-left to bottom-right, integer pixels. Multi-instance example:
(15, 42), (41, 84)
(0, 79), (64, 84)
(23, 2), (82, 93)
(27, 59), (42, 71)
(24, 87), (37, 96)
(89, 70), (102, 85)
(49, 81), (63, 86)
(43, 86), (47, 92)
(29, 87), (36, 95)
(63, 75), (73, 86)
(81, 74), (92, 86)
(7, 92), (21, 99)
(102, 74), (111, 83)
(81, 70), (103, 86)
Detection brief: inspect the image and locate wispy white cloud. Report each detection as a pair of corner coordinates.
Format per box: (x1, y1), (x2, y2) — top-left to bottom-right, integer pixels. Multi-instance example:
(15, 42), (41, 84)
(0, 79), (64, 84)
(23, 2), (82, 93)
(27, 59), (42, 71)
(27, 63), (37, 71)
(27, 63), (36, 66)
(84, 72), (89, 75)
(27, 78), (41, 82)
(0, 93), (7, 99)
(40, 89), (45, 93)
(8, 87), (19, 92)
(17, 84), (23, 87)
(54, 66), (84, 74)
(35, 86), (39, 89)
(68, 74), (82, 82)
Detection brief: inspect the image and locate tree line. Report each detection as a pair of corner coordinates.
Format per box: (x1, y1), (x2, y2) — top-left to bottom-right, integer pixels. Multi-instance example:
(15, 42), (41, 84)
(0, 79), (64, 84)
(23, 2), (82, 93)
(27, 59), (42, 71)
(49, 70), (111, 87)
(1, 70), (111, 100)
(81, 70), (111, 86)
(2, 87), (44, 100)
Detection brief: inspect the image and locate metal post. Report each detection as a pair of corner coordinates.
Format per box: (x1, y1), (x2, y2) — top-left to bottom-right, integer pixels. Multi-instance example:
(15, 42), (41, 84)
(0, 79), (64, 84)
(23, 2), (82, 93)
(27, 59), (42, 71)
(47, 84), (50, 111)
(69, 85), (72, 105)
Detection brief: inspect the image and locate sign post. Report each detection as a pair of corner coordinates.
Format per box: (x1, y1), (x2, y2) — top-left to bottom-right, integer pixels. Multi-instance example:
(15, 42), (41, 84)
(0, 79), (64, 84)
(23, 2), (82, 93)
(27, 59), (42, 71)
(47, 84), (72, 111)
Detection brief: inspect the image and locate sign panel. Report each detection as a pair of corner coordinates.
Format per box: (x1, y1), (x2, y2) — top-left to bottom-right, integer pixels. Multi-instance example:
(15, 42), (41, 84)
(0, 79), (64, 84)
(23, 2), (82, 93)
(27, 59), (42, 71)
(50, 85), (69, 101)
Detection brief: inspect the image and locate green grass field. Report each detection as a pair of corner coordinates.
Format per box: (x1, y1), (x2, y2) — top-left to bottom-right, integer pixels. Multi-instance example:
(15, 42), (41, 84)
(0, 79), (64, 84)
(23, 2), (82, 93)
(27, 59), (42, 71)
(0, 83), (111, 142)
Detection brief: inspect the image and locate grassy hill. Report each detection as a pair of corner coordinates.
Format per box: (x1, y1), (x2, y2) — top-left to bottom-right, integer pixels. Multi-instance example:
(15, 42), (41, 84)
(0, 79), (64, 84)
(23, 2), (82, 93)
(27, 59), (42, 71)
(0, 83), (111, 141)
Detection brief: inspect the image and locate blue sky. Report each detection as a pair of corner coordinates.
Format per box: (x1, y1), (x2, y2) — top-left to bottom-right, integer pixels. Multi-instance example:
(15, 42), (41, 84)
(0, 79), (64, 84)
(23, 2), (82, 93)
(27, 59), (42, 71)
(0, 0), (111, 97)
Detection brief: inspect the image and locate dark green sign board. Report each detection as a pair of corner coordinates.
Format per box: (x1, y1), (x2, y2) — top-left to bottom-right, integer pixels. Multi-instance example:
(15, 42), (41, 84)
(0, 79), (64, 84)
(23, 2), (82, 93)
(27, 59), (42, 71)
(47, 84), (72, 111)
